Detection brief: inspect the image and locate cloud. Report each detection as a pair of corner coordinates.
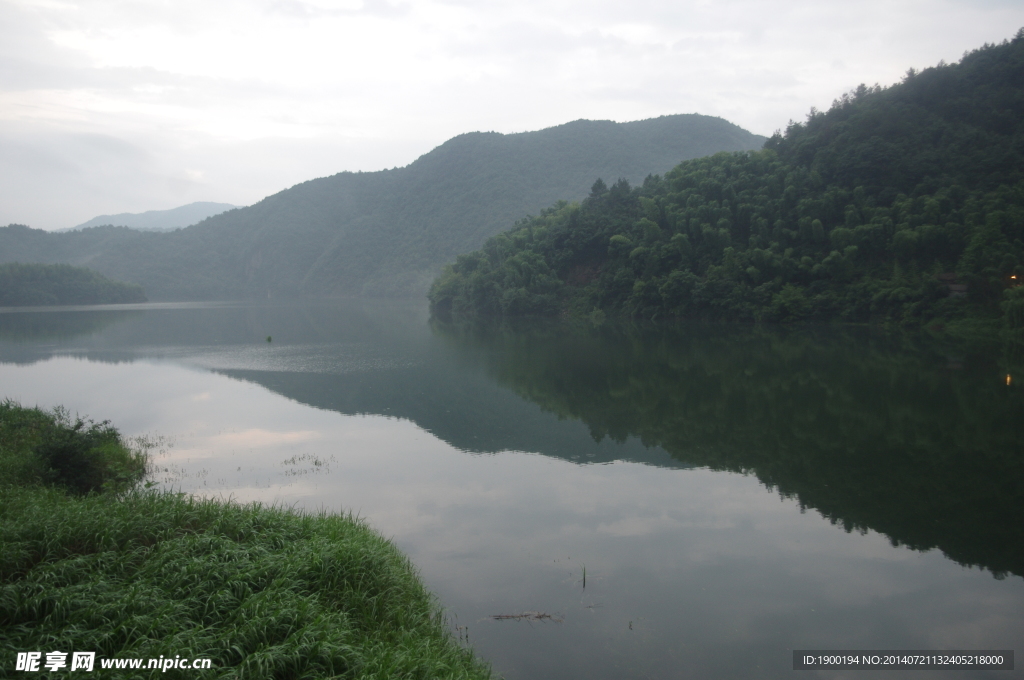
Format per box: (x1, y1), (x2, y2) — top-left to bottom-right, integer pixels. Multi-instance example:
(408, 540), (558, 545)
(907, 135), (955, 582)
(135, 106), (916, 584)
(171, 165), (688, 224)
(0, 123), (213, 226)
(208, 428), (322, 447)
(2, 0), (1022, 229)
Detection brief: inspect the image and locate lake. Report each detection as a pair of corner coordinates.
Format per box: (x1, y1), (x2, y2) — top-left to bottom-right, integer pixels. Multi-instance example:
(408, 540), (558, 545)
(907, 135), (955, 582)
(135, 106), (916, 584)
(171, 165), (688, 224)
(1, 300), (1022, 679)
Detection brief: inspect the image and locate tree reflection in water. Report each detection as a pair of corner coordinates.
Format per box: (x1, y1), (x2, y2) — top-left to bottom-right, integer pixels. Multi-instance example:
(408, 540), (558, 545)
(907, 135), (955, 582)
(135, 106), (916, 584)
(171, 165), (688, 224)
(433, 319), (1024, 579)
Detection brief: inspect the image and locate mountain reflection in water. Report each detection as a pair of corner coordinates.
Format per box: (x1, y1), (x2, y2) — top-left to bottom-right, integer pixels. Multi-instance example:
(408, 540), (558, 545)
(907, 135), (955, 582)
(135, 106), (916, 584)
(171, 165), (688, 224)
(2, 303), (1021, 579)
(2, 301), (1023, 679)
(432, 319), (1024, 579)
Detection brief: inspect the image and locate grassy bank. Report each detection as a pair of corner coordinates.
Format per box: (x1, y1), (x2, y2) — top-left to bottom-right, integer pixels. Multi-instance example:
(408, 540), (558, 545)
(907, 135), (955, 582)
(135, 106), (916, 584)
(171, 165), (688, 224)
(0, 401), (491, 679)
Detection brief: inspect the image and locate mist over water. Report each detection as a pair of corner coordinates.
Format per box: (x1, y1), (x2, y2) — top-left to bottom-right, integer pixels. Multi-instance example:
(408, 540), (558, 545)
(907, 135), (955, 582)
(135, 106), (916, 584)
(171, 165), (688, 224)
(1, 300), (1021, 679)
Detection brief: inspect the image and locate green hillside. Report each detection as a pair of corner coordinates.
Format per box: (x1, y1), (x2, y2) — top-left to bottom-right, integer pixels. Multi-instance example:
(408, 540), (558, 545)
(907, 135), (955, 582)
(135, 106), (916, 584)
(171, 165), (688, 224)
(0, 115), (764, 301)
(0, 263), (146, 306)
(429, 31), (1024, 330)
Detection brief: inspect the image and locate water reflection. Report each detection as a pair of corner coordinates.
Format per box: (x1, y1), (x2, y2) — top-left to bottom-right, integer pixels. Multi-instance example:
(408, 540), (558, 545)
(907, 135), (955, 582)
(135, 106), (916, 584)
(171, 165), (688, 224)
(0, 302), (679, 467)
(432, 319), (1024, 580)
(0, 308), (140, 345)
(2, 303), (1022, 679)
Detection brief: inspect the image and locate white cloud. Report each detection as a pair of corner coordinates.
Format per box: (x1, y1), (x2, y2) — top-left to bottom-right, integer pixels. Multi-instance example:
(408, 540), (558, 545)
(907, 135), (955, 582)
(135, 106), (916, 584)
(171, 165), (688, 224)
(1, 0), (1022, 229)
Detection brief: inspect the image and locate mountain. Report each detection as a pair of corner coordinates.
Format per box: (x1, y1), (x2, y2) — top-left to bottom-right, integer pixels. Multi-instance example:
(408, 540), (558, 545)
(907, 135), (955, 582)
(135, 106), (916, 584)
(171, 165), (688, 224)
(0, 263), (146, 306)
(69, 202), (238, 232)
(429, 31), (1024, 329)
(0, 115), (765, 300)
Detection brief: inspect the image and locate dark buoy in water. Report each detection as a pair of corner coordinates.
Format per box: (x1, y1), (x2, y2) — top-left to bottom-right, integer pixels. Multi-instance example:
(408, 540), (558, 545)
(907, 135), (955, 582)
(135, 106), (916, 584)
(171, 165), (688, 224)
(266, 336), (272, 343)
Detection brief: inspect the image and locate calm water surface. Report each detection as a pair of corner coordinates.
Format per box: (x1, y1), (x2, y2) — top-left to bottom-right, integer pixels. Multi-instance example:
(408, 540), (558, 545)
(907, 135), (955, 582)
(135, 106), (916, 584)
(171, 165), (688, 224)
(1, 300), (1022, 679)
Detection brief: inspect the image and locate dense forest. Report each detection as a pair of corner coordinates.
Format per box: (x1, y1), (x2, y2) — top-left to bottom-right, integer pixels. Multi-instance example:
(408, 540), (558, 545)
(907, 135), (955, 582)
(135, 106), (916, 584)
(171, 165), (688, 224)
(0, 116), (763, 300)
(0, 263), (146, 306)
(429, 31), (1024, 329)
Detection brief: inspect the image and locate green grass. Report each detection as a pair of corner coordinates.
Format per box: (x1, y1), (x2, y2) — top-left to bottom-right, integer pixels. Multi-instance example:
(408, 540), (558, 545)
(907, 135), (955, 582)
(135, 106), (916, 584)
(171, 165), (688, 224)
(0, 400), (147, 494)
(0, 402), (492, 679)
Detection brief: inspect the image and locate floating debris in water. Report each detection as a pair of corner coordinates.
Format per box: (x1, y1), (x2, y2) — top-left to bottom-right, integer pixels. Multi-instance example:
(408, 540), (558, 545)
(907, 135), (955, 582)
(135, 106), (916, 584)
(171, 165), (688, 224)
(281, 453), (336, 476)
(491, 612), (562, 623)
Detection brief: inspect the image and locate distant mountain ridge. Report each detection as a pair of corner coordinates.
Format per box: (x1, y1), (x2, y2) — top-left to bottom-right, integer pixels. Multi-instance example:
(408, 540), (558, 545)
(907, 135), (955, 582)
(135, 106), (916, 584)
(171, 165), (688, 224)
(69, 202), (238, 232)
(0, 114), (765, 300)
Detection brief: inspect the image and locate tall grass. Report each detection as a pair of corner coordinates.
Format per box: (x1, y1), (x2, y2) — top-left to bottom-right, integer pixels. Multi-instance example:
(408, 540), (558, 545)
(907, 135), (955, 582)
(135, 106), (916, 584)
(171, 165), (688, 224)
(0, 402), (491, 679)
(0, 400), (146, 494)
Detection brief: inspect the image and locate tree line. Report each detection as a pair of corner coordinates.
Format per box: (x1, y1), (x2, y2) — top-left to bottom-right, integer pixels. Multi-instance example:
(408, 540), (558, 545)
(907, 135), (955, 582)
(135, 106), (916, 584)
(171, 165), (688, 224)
(429, 30), (1024, 330)
(0, 263), (146, 306)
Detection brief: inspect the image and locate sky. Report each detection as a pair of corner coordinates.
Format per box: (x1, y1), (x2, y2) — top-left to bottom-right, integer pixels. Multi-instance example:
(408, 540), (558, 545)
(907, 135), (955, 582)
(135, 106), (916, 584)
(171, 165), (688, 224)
(1, 0), (1022, 230)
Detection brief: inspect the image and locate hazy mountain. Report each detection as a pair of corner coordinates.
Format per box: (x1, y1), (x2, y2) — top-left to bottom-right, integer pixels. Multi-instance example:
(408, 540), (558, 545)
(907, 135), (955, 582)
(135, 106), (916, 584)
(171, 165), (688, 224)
(69, 202), (238, 232)
(0, 115), (765, 300)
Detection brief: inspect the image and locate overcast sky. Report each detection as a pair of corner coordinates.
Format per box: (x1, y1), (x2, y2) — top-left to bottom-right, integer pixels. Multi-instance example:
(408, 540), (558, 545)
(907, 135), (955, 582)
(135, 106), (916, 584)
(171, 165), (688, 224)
(1, 0), (1022, 230)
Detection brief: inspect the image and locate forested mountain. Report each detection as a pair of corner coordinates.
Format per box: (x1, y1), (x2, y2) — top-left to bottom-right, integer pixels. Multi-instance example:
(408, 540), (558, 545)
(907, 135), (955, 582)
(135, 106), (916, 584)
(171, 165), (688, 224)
(0, 263), (146, 306)
(0, 115), (764, 300)
(69, 202), (237, 232)
(430, 31), (1024, 329)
